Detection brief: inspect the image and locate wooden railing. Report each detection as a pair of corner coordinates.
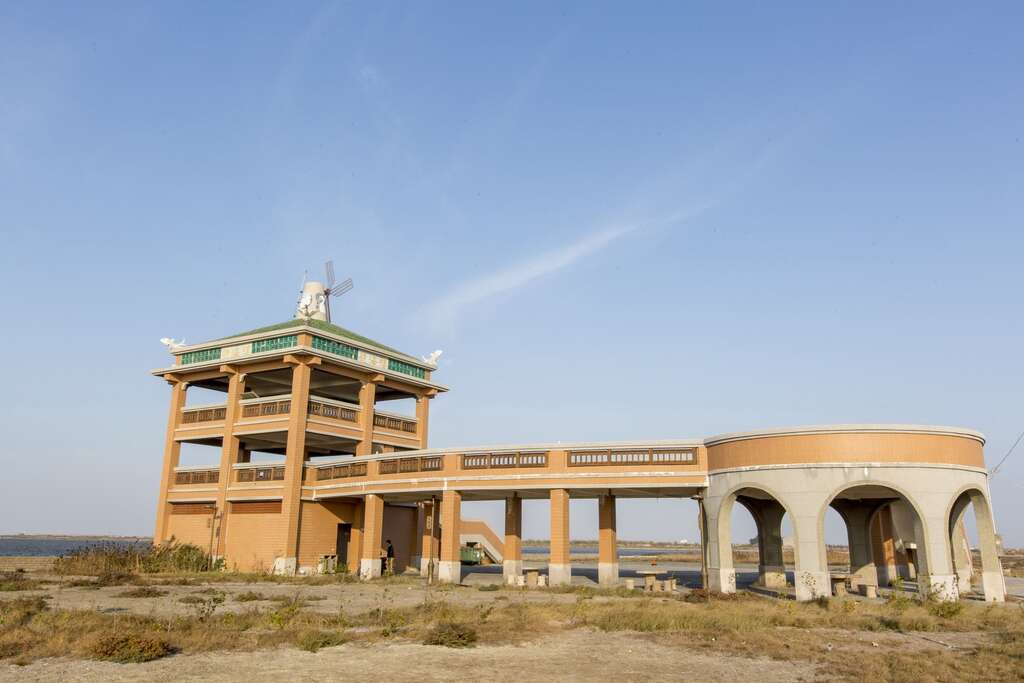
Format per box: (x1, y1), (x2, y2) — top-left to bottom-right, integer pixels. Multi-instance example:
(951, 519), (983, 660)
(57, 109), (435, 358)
(308, 398), (358, 423)
(462, 452), (548, 469)
(181, 406), (226, 424)
(373, 411), (417, 434)
(235, 465), (286, 482)
(312, 461), (368, 481)
(567, 448), (697, 467)
(174, 469), (219, 485)
(378, 456), (443, 474)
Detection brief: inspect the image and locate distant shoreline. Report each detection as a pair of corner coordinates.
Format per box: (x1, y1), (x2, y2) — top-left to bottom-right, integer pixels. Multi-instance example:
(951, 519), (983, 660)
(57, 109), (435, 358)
(0, 534), (151, 542)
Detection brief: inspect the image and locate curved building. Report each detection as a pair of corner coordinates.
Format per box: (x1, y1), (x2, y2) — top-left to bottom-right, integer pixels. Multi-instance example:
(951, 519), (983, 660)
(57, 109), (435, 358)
(152, 316), (1005, 602)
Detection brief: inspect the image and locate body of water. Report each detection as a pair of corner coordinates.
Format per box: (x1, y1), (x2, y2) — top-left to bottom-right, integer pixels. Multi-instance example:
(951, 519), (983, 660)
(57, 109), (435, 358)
(0, 539), (149, 557)
(522, 546), (692, 556)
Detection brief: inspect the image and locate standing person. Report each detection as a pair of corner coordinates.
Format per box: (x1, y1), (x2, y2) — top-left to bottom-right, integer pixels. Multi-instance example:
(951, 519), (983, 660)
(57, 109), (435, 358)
(385, 539), (395, 575)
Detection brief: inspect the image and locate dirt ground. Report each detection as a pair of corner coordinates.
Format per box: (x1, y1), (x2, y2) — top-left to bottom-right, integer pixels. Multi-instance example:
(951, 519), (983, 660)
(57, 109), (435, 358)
(2, 572), (1020, 682)
(5, 629), (818, 682)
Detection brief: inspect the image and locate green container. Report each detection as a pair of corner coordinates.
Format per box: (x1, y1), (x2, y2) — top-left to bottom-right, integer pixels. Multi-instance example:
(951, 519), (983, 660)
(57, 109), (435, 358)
(460, 546), (484, 565)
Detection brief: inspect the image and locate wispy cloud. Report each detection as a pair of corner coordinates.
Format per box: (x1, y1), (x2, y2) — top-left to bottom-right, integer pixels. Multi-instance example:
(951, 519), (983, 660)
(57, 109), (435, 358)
(419, 204), (716, 335)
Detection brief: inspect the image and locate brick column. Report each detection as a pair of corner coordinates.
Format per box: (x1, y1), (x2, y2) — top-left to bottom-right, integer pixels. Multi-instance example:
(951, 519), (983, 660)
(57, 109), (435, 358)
(503, 495), (523, 584)
(598, 494), (618, 586)
(277, 358), (313, 574)
(356, 379), (379, 455)
(438, 490), (462, 583)
(549, 489), (571, 586)
(154, 378), (187, 544)
(213, 368), (246, 558)
(359, 494), (385, 579)
(420, 498), (441, 576)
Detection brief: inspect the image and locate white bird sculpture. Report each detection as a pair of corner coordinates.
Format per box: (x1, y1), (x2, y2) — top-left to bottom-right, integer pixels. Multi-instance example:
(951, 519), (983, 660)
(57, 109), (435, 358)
(422, 349), (443, 366)
(160, 337), (186, 351)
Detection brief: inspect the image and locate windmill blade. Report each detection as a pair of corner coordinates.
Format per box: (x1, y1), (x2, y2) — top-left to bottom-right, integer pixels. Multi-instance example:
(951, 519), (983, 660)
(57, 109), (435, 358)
(327, 277), (353, 298)
(324, 260), (335, 288)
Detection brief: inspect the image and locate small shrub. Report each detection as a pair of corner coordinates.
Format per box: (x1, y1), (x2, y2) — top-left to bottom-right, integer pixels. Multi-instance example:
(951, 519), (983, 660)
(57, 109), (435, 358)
(477, 584), (500, 592)
(118, 587), (167, 599)
(0, 572), (41, 592)
(85, 634), (173, 663)
(928, 600), (964, 619)
(296, 630), (346, 652)
(424, 621), (478, 648)
(235, 590), (267, 602)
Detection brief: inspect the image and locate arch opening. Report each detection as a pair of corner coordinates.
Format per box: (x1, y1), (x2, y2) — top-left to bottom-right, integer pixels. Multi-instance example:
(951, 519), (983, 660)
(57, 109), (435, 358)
(948, 488), (1005, 602)
(725, 487), (794, 593)
(825, 484), (928, 598)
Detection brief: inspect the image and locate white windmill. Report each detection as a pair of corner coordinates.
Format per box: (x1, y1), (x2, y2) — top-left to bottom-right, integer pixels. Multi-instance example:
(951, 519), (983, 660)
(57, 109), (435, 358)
(296, 260), (353, 323)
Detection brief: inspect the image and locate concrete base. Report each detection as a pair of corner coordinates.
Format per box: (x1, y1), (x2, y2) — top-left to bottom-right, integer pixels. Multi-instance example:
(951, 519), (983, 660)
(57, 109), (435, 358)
(503, 559), (523, 585)
(420, 557), (437, 578)
(359, 558), (381, 580)
(708, 567), (736, 594)
(438, 560), (461, 583)
(794, 570), (830, 601)
(924, 574), (958, 601)
(981, 571), (1006, 602)
(598, 562), (619, 587)
(759, 565), (787, 589)
(849, 566), (877, 590)
(956, 573), (973, 595)
(548, 563), (572, 586)
(272, 557), (297, 576)
(410, 555), (421, 572)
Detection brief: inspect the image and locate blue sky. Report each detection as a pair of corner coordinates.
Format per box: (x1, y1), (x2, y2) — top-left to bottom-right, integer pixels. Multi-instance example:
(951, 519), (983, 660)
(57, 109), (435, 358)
(1, 2), (1022, 547)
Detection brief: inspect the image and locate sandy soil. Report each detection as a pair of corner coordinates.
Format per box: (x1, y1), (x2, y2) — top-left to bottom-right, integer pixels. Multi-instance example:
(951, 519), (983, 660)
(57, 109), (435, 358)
(3, 629), (817, 682)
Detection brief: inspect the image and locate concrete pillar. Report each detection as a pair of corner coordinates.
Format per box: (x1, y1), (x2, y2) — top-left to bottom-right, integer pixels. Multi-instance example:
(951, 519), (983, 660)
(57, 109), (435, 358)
(549, 489), (571, 586)
(419, 499), (441, 576)
(794, 512), (830, 601)
(154, 379), (187, 544)
(213, 368), (246, 558)
(359, 494), (384, 579)
(742, 497), (786, 589)
(950, 517), (974, 595)
(415, 394), (430, 449)
(438, 490), (462, 583)
(356, 379), (378, 456)
(831, 501), (877, 590)
(598, 494), (618, 586)
(705, 501), (735, 594)
(276, 359), (312, 575)
(503, 495), (523, 584)
(870, 506), (899, 587)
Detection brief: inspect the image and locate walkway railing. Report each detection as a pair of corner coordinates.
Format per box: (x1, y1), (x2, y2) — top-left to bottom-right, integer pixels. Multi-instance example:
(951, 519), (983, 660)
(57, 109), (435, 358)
(462, 451), (548, 469)
(568, 447), (696, 466)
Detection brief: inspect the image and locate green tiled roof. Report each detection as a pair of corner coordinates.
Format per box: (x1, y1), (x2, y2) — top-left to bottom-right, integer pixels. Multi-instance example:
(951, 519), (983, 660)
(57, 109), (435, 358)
(216, 319), (405, 357)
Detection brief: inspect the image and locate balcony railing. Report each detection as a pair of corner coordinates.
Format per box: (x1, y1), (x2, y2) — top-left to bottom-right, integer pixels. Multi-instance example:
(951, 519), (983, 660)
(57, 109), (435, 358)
(567, 448), (697, 467)
(174, 468), (219, 485)
(373, 411), (418, 434)
(308, 397), (359, 423)
(241, 396), (291, 419)
(235, 465), (286, 482)
(462, 452), (548, 469)
(312, 461), (368, 481)
(378, 455), (442, 474)
(181, 406), (226, 424)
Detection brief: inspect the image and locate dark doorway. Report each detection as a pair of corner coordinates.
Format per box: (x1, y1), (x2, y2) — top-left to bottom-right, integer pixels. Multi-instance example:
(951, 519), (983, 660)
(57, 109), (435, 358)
(336, 524), (352, 565)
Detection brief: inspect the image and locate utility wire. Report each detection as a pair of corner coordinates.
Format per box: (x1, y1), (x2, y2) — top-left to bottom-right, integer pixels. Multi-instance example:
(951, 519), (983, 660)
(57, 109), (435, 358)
(990, 429), (1024, 477)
